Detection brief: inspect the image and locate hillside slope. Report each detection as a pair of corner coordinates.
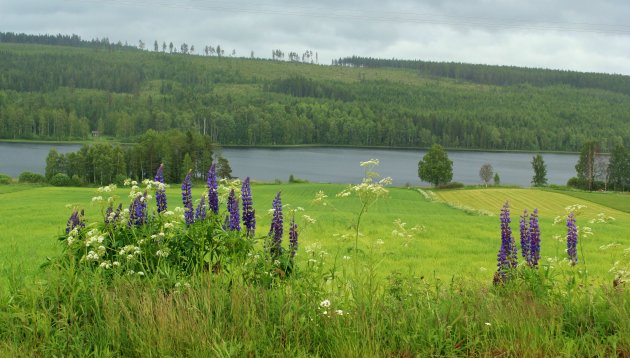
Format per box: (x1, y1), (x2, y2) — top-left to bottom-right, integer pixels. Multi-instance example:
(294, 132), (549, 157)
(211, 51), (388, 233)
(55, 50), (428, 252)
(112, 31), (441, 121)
(1, 41), (630, 150)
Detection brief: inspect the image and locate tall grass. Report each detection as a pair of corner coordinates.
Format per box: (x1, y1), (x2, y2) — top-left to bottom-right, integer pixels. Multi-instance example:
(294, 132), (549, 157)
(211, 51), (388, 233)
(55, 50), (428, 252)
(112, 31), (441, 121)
(2, 259), (630, 356)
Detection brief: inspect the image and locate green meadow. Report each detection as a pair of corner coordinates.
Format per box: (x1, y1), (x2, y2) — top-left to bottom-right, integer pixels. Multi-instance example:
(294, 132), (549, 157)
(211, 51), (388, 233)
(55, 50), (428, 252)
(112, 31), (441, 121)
(2, 183), (629, 285)
(2, 182), (630, 356)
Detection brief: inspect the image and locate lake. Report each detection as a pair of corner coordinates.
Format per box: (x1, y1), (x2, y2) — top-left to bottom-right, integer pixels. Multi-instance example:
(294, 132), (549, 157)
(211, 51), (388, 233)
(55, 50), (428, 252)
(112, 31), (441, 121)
(0, 143), (578, 186)
(0, 142), (82, 178)
(220, 147), (578, 186)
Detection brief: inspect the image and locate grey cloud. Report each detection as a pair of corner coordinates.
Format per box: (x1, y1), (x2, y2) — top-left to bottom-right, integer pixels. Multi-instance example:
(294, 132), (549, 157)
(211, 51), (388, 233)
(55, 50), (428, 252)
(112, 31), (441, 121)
(1, 0), (630, 74)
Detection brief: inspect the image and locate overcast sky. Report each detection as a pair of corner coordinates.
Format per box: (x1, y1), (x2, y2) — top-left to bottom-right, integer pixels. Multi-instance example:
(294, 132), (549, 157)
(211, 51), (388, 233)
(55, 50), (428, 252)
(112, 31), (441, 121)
(2, 0), (630, 75)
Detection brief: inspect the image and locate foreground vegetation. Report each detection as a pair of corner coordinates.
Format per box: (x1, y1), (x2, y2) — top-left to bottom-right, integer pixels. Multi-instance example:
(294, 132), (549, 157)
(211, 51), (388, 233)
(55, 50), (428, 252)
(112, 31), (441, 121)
(2, 167), (630, 355)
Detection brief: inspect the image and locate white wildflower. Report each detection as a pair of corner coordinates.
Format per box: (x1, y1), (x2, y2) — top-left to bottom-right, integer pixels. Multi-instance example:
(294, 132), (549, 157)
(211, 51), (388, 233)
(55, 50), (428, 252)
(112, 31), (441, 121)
(360, 159), (379, 167)
(156, 248), (170, 258)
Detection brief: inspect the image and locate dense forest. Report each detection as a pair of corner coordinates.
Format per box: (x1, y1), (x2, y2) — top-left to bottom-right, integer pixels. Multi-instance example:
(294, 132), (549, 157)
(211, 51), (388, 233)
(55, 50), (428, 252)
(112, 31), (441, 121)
(2, 33), (630, 151)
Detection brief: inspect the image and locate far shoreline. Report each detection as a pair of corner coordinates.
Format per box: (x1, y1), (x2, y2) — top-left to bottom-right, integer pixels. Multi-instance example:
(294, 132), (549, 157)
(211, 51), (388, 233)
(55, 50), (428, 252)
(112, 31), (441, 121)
(0, 139), (582, 155)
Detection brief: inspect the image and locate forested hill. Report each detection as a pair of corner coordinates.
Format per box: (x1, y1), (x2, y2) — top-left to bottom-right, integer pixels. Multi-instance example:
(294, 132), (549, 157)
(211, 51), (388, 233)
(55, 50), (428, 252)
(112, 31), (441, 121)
(1, 38), (630, 151)
(335, 56), (630, 97)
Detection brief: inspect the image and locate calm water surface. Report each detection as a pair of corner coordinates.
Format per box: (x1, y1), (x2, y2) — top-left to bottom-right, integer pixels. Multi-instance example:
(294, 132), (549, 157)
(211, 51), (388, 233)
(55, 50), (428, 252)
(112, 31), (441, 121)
(220, 147), (577, 186)
(0, 143), (578, 186)
(0, 143), (81, 177)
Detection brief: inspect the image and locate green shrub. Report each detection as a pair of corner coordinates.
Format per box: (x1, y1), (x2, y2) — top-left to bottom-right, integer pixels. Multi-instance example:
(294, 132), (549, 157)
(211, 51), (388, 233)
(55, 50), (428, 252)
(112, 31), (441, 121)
(437, 181), (465, 189)
(70, 174), (85, 187)
(18, 171), (46, 183)
(288, 174), (309, 183)
(567, 177), (606, 191)
(50, 173), (72, 187)
(0, 173), (13, 184)
(114, 174), (128, 186)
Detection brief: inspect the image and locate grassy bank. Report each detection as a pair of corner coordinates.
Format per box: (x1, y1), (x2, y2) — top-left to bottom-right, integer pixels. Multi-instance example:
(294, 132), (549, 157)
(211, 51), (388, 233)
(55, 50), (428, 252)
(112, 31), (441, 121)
(2, 182), (630, 355)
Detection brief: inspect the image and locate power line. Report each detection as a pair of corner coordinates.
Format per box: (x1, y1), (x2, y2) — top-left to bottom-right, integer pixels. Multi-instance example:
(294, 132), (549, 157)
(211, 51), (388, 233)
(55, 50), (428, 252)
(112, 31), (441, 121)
(67, 0), (630, 36)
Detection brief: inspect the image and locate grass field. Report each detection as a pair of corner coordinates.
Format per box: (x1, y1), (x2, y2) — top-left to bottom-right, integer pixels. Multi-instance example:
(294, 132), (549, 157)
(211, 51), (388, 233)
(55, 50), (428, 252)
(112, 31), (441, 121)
(3, 182), (630, 355)
(2, 183), (629, 287)
(547, 188), (630, 213)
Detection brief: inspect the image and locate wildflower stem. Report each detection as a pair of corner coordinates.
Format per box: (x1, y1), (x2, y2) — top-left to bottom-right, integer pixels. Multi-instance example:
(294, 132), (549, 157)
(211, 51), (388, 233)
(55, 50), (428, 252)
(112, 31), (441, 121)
(355, 203), (367, 254)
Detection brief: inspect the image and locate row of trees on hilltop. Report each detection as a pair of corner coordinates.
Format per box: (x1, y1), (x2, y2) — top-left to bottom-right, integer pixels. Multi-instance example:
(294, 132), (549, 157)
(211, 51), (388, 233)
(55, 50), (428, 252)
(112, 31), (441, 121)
(335, 56), (630, 97)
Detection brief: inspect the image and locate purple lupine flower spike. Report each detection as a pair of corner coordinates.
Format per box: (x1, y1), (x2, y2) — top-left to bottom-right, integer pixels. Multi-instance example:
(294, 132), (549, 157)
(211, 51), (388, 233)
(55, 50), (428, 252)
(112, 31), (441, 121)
(567, 212), (578, 266)
(227, 189), (240, 231)
(497, 201), (517, 278)
(269, 192), (283, 257)
(289, 217), (298, 258)
(79, 209), (85, 229)
(65, 209), (81, 234)
(112, 203), (122, 224)
(155, 164), (167, 214)
(128, 191), (148, 227)
(182, 170), (194, 225)
(528, 208), (540, 268)
(195, 195), (207, 221)
(105, 205), (113, 225)
(519, 209), (529, 260)
(207, 164), (219, 215)
(241, 177), (256, 237)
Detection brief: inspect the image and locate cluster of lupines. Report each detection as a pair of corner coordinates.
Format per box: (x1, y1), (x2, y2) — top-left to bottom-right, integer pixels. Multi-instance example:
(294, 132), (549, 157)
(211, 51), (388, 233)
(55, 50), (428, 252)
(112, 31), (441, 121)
(182, 170), (194, 225)
(62, 163), (303, 280)
(242, 177), (256, 237)
(519, 208), (541, 268)
(154, 163), (167, 214)
(269, 192), (284, 258)
(496, 201), (518, 278)
(207, 164), (219, 214)
(567, 212), (578, 265)
(66, 209), (85, 234)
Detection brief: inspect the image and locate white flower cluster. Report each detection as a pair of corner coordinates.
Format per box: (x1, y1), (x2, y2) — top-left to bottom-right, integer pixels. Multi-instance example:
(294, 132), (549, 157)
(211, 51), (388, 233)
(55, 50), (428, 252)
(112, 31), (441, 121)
(119, 245), (142, 260)
(150, 232), (166, 241)
(97, 184), (118, 193)
(156, 248), (170, 258)
(142, 179), (168, 191)
(99, 260), (120, 269)
(66, 227), (79, 246)
(391, 218), (426, 247)
(85, 233), (105, 247)
(319, 299), (345, 317)
(589, 212), (616, 224)
(86, 251), (100, 261)
(127, 270), (145, 276)
(302, 214), (317, 225)
(311, 190), (329, 206)
(123, 179), (137, 186)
